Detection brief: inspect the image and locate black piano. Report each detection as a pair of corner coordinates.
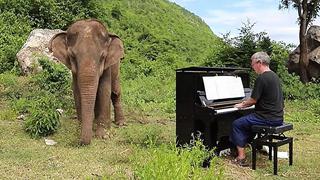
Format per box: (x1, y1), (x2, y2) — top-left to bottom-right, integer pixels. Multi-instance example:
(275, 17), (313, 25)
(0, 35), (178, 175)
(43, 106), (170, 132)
(176, 66), (254, 153)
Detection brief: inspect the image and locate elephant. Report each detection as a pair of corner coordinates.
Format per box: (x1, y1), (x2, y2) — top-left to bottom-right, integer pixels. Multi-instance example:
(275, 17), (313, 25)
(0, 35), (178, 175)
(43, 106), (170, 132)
(49, 19), (125, 145)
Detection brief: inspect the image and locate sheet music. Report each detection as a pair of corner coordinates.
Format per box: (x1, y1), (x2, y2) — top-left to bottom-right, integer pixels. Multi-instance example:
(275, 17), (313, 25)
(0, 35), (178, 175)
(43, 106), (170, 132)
(203, 76), (245, 101)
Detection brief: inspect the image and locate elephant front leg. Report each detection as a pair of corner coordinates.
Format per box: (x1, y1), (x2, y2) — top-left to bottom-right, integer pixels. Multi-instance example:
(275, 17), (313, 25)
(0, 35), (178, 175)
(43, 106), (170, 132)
(95, 69), (112, 138)
(72, 74), (81, 121)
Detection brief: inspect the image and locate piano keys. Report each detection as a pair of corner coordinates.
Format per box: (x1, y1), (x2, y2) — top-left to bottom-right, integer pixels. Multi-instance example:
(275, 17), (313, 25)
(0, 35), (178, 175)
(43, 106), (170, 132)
(176, 66), (254, 153)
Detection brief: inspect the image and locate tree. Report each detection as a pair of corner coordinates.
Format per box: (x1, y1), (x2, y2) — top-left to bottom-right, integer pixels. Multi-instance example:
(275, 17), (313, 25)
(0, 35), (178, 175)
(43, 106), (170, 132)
(204, 20), (272, 69)
(279, 0), (320, 83)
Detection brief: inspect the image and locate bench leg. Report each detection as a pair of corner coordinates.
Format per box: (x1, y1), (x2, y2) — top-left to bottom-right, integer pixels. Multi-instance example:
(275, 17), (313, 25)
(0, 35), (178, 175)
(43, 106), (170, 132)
(289, 138), (293, 166)
(252, 144), (257, 170)
(273, 146), (278, 175)
(268, 136), (273, 160)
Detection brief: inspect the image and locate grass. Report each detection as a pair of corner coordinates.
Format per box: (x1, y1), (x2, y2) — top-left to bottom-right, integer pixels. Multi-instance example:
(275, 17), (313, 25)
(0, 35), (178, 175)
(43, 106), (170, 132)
(0, 78), (319, 179)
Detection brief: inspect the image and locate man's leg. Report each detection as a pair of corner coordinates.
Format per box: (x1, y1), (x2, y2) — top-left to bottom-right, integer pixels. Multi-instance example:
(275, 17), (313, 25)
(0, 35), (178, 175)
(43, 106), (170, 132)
(237, 146), (246, 160)
(230, 114), (255, 160)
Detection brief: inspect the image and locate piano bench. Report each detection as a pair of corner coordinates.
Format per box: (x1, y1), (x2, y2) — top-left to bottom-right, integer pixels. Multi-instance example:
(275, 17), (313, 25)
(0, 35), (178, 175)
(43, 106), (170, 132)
(251, 123), (293, 175)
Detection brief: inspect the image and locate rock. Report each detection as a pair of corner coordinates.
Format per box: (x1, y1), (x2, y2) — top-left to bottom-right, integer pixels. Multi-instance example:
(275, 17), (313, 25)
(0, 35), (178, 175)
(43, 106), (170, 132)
(44, 138), (57, 146)
(56, 108), (64, 115)
(287, 25), (320, 81)
(16, 29), (64, 75)
(307, 25), (320, 50)
(17, 114), (26, 121)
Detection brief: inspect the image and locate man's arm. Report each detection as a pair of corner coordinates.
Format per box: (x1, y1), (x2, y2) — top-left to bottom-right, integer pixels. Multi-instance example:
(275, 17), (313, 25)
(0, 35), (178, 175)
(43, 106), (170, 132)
(234, 98), (257, 109)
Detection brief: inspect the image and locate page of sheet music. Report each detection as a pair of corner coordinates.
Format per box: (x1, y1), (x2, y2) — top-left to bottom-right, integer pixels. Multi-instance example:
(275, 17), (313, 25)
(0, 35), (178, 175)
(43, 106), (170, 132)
(203, 76), (245, 101)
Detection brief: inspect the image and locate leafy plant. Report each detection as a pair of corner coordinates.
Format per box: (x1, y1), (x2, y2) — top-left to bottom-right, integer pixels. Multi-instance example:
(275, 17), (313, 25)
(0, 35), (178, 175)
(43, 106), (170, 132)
(0, 12), (31, 73)
(31, 58), (71, 94)
(24, 91), (62, 138)
(133, 140), (224, 180)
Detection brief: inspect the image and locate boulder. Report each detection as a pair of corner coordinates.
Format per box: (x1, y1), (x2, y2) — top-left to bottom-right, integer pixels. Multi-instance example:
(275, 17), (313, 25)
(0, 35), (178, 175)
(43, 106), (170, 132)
(288, 25), (320, 81)
(16, 29), (63, 74)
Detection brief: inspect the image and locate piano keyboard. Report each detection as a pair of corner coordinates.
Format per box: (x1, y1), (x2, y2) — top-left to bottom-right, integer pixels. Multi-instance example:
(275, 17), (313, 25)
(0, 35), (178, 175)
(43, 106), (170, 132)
(215, 105), (255, 115)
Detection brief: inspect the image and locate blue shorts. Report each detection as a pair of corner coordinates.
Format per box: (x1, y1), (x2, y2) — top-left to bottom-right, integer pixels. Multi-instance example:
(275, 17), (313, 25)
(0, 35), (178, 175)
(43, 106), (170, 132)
(229, 113), (283, 147)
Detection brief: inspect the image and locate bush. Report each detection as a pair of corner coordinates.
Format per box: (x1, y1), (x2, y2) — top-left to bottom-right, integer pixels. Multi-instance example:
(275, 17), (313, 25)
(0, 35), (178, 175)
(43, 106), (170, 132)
(285, 99), (320, 123)
(133, 140), (224, 179)
(0, 0), (103, 29)
(0, 12), (31, 73)
(0, 72), (29, 100)
(2, 58), (73, 138)
(24, 91), (62, 138)
(31, 58), (71, 94)
(276, 61), (320, 100)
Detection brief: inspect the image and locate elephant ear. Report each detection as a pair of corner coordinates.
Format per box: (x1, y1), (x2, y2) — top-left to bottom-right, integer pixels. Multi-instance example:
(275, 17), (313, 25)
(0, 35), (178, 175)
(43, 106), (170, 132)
(104, 33), (124, 69)
(49, 32), (71, 69)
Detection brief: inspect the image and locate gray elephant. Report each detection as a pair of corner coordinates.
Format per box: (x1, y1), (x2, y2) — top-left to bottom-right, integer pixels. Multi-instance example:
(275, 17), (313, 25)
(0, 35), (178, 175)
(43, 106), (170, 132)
(49, 19), (125, 145)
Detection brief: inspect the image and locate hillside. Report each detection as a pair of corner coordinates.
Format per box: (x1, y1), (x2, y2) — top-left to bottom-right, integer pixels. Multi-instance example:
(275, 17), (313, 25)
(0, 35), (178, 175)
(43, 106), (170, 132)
(98, 0), (225, 115)
(0, 0), (224, 116)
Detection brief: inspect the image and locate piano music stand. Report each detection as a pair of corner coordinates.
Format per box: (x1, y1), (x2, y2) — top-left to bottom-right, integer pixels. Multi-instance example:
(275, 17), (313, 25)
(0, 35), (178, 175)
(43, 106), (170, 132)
(251, 123), (293, 175)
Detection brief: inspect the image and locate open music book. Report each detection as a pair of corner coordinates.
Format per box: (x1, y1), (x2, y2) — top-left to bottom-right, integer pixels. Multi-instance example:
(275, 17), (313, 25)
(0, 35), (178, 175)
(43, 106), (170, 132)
(203, 76), (245, 101)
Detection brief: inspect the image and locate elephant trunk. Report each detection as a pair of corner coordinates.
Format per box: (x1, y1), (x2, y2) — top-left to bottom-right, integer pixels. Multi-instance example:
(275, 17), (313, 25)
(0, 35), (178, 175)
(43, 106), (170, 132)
(77, 72), (99, 145)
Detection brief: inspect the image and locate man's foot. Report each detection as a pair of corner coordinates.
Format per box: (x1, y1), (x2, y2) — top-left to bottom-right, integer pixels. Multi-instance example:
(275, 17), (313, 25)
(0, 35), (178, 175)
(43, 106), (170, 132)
(232, 158), (249, 167)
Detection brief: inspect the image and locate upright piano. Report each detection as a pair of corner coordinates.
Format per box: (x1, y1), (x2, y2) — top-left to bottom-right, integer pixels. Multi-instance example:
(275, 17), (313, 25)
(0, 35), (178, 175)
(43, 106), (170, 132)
(176, 66), (254, 152)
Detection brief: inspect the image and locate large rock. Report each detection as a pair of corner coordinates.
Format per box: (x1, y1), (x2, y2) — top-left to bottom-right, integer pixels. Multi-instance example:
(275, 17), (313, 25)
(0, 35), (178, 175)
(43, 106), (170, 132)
(288, 25), (320, 81)
(16, 29), (63, 74)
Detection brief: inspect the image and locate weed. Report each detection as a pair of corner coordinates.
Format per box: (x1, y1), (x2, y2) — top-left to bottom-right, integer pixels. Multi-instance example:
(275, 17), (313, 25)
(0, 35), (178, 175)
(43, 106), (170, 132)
(133, 140), (224, 180)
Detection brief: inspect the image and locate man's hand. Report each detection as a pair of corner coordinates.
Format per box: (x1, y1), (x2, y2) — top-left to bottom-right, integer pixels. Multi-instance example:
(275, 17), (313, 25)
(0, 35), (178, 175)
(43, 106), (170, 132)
(234, 98), (257, 109)
(234, 101), (246, 109)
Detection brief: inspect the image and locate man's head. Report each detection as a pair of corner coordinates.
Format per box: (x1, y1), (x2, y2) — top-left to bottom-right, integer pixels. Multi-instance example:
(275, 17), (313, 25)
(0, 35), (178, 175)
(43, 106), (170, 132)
(251, 51), (271, 74)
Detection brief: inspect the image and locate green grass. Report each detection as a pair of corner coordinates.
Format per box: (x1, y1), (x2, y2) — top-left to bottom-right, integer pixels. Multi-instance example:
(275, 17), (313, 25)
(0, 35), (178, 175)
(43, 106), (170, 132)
(1, 74), (319, 179)
(1, 100), (320, 179)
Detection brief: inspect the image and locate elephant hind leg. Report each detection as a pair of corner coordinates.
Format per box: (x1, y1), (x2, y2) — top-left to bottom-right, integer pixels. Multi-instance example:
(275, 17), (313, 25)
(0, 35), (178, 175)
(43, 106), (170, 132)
(111, 91), (125, 126)
(111, 63), (125, 126)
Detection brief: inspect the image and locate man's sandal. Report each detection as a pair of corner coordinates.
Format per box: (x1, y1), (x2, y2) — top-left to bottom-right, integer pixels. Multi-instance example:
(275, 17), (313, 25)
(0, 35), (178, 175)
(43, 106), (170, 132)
(232, 158), (249, 167)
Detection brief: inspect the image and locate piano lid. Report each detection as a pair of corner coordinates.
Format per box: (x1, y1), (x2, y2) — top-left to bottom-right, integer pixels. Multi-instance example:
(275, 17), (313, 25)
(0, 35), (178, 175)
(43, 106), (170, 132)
(176, 66), (249, 72)
(203, 76), (245, 101)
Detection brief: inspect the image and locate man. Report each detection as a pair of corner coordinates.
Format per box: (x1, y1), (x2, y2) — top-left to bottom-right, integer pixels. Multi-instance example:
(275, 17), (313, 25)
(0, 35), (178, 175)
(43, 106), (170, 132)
(230, 51), (284, 166)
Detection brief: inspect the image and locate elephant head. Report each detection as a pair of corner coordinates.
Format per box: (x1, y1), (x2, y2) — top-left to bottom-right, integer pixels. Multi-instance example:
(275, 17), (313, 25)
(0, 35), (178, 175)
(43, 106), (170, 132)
(49, 19), (125, 145)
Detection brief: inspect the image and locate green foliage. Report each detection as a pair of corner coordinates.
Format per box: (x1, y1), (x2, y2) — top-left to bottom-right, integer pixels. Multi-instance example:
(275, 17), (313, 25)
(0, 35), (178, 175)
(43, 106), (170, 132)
(0, 12), (31, 73)
(204, 20), (273, 69)
(279, 0), (320, 26)
(32, 58), (71, 94)
(24, 91), (62, 138)
(285, 99), (320, 123)
(0, 0), (224, 116)
(0, 0), (103, 29)
(0, 72), (29, 100)
(271, 42), (320, 100)
(133, 140), (224, 180)
(1, 58), (72, 137)
(121, 124), (165, 148)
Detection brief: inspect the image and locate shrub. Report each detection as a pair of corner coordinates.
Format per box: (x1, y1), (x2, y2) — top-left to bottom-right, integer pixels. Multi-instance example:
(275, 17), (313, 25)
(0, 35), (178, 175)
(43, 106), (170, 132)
(0, 0), (103, 29)
(285, 99), (320, 123)
(133, 140), (224, 180)
(0, 72), (28, 100)
(24, 91), (62, 138)
(0, 12), (31, 73)
(277, 64), (320, 100)
(31, 58), (71, 94)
